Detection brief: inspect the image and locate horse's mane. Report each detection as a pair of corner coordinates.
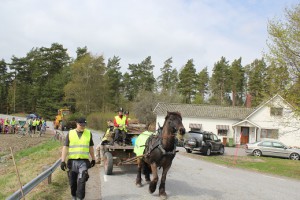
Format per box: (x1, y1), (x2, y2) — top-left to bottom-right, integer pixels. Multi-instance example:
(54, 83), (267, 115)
(162, 111), (182, 127)
(165, 111), (182, 120)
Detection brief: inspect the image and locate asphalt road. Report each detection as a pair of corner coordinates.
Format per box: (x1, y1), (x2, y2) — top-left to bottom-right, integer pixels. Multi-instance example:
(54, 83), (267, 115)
(99, 147), (300, 200)
(2, 115), (298, 200)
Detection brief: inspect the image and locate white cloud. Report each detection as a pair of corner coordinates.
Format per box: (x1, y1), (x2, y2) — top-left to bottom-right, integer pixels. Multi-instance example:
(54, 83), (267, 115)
(0, 0), (298, 77)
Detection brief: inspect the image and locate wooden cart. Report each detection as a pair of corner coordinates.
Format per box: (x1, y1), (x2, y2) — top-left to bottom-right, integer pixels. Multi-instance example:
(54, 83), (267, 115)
(103, 124), (146, 175)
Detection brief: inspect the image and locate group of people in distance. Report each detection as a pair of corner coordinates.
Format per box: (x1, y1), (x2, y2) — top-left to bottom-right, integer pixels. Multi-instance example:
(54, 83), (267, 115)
(0, 116), (47, 136)
(0, 117), (18, 134)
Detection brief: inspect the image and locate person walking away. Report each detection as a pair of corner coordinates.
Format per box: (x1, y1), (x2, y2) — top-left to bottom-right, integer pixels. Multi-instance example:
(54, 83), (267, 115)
(4, 118), (10, 134)
(32, 118), (37, 134)
(36, 118), (41, 132)
(112, 108), (128, 146)
(60, 117), (96, 200)
(10, 117), (17, 134)
(40, 119), (47, 136)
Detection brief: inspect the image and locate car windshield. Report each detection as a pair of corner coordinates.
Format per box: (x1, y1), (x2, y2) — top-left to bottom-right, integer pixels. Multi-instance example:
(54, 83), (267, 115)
(186, 132), (202, 138)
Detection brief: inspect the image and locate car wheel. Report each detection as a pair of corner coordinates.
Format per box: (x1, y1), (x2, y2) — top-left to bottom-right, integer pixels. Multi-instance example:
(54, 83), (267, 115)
(219, 146), (224, 155)
(253, 149), (262, 157)
(186, 148), (192, 153)
(290, 153), (300, 160)
(205, 147), (211, 156)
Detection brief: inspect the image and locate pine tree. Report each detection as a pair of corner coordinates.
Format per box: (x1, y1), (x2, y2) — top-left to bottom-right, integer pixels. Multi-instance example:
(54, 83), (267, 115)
(230, 58), (245, 106)
(124, 56), (156, 100)
(178, 59), (197, 103)
(194, 67), (209, 104)
(106, 56), (123, 108)
(157, 57), (179, 96)
(209, 57), (231, 105)
(245, 58), (267, 107)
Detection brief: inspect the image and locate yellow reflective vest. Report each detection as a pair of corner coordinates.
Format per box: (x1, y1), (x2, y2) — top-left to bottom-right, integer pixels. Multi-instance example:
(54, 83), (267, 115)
(4, 120), (10, 125)
(114, 115), (126, 130)
(68, 129), (91, 159)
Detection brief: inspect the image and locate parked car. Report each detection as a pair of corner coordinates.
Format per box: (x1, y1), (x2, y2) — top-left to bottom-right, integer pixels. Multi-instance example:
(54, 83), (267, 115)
(245, 139), (300, 160)
(183, 130), (225, 156)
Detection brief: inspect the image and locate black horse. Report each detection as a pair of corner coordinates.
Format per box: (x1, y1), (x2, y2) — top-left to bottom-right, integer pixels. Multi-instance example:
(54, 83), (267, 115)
(136, 111), (185, 199)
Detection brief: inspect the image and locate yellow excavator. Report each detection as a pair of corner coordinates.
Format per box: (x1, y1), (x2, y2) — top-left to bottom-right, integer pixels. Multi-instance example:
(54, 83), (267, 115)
(54, 108), (70, 130)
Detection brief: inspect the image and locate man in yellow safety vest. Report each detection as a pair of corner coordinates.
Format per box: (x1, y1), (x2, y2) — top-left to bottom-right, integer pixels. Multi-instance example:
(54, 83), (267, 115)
(60, 117), (96, 200)
(112, 107), (128, 146)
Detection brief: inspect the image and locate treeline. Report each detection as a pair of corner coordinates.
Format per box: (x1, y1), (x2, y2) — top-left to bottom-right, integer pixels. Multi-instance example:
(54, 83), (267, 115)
(1, 4), (300, 124)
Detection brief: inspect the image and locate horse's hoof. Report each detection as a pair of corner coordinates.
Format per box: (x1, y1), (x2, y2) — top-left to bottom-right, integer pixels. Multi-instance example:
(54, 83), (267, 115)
(160, 194), (167, 200)
(136, 183), (142, 187)
(149, 182), (156, 194)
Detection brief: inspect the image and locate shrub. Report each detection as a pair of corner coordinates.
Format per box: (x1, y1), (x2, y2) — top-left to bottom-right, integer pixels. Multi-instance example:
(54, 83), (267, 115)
(87, 112), (115, 131)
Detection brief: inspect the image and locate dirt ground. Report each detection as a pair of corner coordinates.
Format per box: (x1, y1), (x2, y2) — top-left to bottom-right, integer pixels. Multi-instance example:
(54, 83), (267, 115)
(0, 131), (54, 156)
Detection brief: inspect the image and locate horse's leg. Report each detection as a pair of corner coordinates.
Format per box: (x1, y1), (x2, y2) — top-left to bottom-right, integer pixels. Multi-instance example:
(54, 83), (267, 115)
(149, 163), (158, 194)
(136, 158), (142, 187)
(159, 164), (171, 199)
(144, 163), (151, 183)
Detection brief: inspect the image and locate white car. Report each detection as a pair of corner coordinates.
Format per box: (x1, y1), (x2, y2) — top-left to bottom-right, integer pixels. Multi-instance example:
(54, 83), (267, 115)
(245, 139), (300, 160)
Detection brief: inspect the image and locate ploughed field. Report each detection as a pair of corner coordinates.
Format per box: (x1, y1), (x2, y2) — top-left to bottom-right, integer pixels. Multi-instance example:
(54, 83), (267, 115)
(0, 132), (53, 159)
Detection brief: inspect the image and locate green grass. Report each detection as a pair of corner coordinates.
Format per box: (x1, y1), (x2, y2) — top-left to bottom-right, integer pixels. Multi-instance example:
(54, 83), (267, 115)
(0, 139), (70, 199)
(14, 140), (60, 160)
(200, 155), (300, 179)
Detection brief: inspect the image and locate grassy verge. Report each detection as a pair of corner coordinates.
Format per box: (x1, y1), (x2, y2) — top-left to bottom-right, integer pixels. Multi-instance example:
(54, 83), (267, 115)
(0, 139), (71, 200)
(188, 153), (300, 180)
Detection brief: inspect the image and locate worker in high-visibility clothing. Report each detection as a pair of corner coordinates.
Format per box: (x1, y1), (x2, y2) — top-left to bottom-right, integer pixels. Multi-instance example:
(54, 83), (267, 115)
(4, 118), (10, 134)
(10, 117), (17, 134)
(112, 107), (128, 146)
(60, 117), (96, 200)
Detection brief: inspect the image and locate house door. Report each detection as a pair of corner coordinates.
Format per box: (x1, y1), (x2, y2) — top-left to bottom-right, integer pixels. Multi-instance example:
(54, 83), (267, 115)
(240, 127), (249, 145)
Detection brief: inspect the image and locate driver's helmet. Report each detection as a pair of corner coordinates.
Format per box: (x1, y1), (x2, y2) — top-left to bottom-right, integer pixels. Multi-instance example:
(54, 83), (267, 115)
(118, 107), (124, 112)
(124, 111), (129, 115)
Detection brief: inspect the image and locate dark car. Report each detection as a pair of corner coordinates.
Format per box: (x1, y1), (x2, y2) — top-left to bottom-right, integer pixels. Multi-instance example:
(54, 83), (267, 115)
(183, 131), (225, 156)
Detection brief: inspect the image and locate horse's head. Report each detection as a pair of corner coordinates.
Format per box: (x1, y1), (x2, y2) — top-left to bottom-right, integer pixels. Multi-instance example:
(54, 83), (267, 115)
(164, 111), (186, 136)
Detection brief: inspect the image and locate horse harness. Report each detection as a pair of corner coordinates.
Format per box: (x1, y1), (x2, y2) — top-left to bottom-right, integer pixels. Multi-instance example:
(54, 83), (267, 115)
(144, 124), (178, 157)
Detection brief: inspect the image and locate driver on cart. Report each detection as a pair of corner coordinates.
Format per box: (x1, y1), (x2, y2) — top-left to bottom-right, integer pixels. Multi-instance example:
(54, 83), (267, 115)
(111, 107), (128, 146)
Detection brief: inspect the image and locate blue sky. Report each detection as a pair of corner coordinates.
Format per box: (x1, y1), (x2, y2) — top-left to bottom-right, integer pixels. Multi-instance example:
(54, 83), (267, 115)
(0, 0), (298, 77)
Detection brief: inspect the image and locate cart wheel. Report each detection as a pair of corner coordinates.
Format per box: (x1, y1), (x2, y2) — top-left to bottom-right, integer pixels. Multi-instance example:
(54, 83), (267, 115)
(104, 152), (113, 175)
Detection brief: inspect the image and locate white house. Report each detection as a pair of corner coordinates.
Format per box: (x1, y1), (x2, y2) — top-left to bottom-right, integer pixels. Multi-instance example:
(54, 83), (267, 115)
(153, 94), (300, 147)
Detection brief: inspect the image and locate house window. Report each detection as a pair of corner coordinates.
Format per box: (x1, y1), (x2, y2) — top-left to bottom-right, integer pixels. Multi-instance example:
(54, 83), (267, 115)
(189, 123), (201, 132)
(261, 129), (279, 139)
(216, 125), (229, 136)
(218, 129), (228, 136)
(270, 107), (283, 116)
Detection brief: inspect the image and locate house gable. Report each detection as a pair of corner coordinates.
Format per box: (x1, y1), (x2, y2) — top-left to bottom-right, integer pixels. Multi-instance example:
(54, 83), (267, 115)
(246, 94), (295, 120)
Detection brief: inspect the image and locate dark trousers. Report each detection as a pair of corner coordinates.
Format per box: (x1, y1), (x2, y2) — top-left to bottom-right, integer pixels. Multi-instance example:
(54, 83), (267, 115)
(114, 129), (126, 143)
(31, 125), (36, 134)
(67, 160), (89, 199)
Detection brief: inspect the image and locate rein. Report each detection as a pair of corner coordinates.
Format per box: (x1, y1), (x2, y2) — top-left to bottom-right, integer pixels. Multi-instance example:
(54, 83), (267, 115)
(145, 113), (184, 158)
(148, 121), (178, 156)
